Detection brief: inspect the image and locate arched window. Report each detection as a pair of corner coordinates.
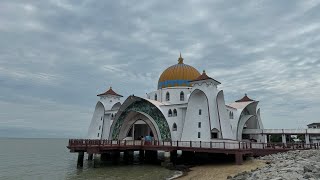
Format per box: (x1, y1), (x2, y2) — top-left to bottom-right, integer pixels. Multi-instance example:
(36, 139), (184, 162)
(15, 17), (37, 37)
(166, 92), (170, 101)
(229, 111), (233, 119)
(172, 123), (177, 131)
(154, 94), (157, 101)
(168, 109), (172, 117)
(180, 91), (184, 101)
(173, 109), (177, 116)
(111, 114), (114, 120)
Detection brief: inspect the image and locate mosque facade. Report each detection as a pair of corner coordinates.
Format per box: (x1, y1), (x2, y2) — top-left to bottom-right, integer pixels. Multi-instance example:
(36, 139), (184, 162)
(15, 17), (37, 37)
(87, 54), (264, 143)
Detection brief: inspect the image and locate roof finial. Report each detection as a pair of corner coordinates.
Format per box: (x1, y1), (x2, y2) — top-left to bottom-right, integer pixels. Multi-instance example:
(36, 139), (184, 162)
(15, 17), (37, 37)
(178, 52), (184, 64)
(245, 93), (247, 96)
(203, 70), (206, 74)
(110, 86), (112, 89)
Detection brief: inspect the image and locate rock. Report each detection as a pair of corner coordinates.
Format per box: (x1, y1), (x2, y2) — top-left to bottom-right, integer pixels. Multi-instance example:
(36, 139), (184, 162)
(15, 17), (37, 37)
(227, 175), (232, 179)
(232, 150), (320, 180)
(270, 178), (282, 180)
(304, 164), (313, 173)
(304, 172), (314, 179)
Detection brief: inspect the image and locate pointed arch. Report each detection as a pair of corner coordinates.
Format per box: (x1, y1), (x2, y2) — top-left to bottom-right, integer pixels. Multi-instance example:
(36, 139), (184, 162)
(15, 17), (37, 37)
(173, 109), (177, 116)
(154, 94), (157, 101)
(172, 123), (177, 131)
(166, 92), (170, 101)
(168, 109), (172, 117)
(180, 91), (185, 101)
(110, 96), (171, 140)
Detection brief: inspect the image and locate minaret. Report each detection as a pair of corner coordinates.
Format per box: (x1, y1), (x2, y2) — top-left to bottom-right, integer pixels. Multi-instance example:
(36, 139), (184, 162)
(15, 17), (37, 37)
(97, 86), (123, 105)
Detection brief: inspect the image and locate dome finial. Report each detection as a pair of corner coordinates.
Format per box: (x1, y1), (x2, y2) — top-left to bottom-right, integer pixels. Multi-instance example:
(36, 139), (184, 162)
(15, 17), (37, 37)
(203, 70), (206, 74)
(178, 52), (184, 64)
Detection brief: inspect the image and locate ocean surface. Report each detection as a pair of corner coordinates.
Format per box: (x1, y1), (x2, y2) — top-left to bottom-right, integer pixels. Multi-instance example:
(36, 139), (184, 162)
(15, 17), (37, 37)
(0, 138), (176, 180)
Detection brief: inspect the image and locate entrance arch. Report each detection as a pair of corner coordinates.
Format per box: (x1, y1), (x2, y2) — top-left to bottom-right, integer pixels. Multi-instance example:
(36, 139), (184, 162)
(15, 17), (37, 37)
(118, 111), (161, 141)
(110, 96), (171, 140)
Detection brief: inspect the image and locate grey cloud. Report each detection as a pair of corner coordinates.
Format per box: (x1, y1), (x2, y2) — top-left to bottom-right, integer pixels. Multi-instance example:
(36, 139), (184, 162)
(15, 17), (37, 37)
(0, 0), (319, 137)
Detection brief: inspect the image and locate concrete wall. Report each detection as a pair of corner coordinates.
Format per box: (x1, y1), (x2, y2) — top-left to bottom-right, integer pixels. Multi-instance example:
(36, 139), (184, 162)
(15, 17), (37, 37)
(147, 87), (193, 104)
(216, 90), (234, 139)
(87, 101), (105, 139)
(87, 95), (122, 139)
(181, 89), (211, 141)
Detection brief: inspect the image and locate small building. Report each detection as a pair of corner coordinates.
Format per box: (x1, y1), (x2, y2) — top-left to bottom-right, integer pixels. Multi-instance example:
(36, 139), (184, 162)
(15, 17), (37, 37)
(307, 123), (320, 143)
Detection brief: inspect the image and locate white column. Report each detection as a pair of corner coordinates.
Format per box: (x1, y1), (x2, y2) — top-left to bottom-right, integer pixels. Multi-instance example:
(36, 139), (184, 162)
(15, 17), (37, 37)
(282, 134), (286, 144)
(262, 134), (267, 143)
(133, 124), (135, 139)
(305, 134), (310, 144)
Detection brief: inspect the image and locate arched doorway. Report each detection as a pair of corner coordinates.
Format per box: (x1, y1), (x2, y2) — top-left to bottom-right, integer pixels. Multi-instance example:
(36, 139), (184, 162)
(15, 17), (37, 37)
(110, 96), (171, 141)
(118, 111), (160, 141)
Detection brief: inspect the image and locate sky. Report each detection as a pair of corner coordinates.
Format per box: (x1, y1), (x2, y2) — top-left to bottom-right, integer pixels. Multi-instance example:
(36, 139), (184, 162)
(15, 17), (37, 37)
(0, 0), (319, 138)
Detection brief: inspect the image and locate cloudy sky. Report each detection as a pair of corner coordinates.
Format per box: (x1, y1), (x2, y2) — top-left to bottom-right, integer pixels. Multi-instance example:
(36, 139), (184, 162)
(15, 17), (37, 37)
(0, 0), (319, 138)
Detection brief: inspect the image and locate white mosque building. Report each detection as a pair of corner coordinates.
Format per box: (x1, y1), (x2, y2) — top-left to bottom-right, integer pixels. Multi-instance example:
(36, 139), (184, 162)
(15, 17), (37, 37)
(87, 54), (264, 143)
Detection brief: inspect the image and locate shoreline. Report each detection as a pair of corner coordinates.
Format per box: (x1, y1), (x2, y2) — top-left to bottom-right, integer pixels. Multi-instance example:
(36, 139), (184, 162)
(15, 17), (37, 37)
(171, 159), (266, 180)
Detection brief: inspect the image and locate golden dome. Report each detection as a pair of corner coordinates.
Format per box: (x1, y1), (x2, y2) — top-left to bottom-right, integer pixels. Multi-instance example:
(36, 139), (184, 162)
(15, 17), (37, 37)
(158, 53), (201, 89)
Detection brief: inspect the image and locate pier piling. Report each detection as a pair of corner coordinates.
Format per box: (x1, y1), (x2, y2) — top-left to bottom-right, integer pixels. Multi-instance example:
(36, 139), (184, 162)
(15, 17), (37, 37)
(88, 153), (93, 161)
(77, 152), (84, 168)
(235, 153), (243, 165)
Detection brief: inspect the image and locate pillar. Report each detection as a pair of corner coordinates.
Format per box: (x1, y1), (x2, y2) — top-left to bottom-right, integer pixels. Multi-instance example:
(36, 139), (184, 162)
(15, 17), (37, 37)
(88, 154), (93, 161)
(139, 150), (145, 162)
(262, 134), (267, 143)
(145, 150), (158, 163)
(305, 134), (310, 145)
(77, 152), (84, 168)
(282, 134), (287, 145)
(170, 150), (178, 164)
(124, 150), (134, 164)
(161, 151), (171, 167)
(111, 150), (120, 165)
(235, 153), (243, 165)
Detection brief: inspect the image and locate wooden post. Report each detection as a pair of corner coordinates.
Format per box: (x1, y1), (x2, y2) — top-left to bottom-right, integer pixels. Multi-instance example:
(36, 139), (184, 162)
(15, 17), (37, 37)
(210, 141), (212, 148)
(200, 141), (202, 148)
(223, 142), (225, 149)
(177, 141), (179, 147)
(190, 141), (192, 147)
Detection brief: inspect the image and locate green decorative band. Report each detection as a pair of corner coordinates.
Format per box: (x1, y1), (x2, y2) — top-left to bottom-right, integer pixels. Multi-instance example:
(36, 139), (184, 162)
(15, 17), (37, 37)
(111, 99), (171, 140)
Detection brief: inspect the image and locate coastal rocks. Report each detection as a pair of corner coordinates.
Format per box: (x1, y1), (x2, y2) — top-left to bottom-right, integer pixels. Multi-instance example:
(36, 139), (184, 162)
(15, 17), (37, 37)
(231, 150), (320, 180)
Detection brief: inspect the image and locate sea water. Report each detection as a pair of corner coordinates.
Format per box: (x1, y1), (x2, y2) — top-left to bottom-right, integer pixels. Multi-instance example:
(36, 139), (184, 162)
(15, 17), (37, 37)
(0, 138), (176, 180)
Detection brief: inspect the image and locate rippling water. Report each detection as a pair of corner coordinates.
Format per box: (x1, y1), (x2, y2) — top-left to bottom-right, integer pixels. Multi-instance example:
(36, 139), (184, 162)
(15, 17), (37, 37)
(0, 138), (176, 180)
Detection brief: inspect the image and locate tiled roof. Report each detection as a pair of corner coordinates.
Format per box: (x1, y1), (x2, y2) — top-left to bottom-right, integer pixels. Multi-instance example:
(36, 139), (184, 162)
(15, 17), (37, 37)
(235, 94), (254, 102)
(97, 87), (123, 97)
(190, 70), (221, 84)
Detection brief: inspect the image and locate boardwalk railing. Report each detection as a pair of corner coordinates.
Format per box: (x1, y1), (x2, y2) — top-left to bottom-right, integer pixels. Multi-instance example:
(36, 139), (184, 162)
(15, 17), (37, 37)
(68, 139), (320, 150)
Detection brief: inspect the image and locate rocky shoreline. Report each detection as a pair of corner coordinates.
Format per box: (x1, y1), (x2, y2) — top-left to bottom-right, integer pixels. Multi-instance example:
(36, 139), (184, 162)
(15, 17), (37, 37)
(231, 150), (320, 180)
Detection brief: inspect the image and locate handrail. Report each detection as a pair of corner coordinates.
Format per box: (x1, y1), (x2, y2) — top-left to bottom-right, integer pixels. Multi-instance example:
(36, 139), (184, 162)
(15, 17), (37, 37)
(67, 139), (320, 150)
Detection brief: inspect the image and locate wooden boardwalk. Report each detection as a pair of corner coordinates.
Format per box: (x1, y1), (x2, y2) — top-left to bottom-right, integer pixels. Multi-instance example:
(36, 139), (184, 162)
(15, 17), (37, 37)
(67, 139), (319, 155)
(67, 139), (319, 166)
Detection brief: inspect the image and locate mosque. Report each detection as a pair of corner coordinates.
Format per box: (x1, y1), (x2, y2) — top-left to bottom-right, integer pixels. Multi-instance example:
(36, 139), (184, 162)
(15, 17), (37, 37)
(87, 54), (264, 143)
